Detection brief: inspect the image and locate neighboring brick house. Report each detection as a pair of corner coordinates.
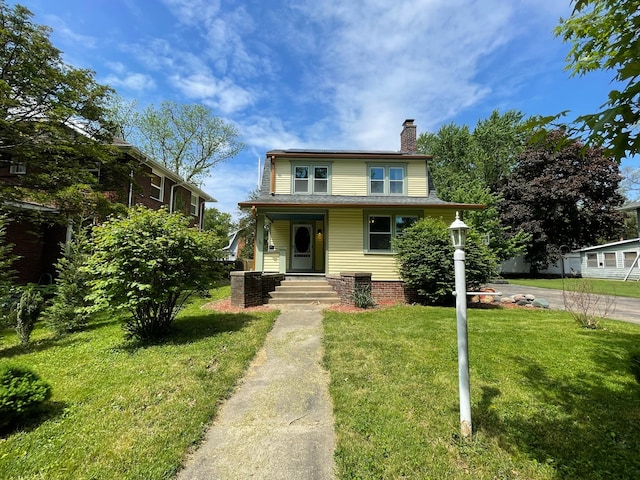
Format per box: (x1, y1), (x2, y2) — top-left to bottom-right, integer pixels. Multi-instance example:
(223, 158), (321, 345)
(1, 138), (215, 284)
(237, 119), (482, 305)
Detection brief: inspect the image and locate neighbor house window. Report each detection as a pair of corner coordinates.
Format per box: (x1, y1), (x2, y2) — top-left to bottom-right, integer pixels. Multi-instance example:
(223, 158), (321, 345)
(293, 164), (330, 194)
(604, 252), (617, 268)
(368, 164), (406, 195)
(9, 163), (26, 175)
(190, 193), (198, 216)
(624, 251), (638, 268)
(150, 172), (164, 201)
(366, 212), (419, 252)
(586, 253), (598, 268)
(87, 162), (101, 181)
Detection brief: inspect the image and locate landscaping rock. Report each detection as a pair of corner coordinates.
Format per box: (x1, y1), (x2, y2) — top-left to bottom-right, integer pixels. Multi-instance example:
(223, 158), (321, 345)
(525, 294), (536, 301)
(533, 298), (550, 309)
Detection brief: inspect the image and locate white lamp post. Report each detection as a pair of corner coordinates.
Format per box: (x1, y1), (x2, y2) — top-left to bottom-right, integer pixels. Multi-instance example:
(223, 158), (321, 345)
(449, 211), (472, 438)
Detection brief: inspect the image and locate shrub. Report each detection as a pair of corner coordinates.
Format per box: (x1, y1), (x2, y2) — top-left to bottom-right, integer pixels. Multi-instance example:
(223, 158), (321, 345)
(85, 206), (223, 340)
(14, 286), (44, 346)
(562, 278), (614, 329)
(393, 217), (498, 305)
(351, 284), (377, 309)
(0, 215), (18, 321)
(0, 363), (52, 429)
(42, 229), (92, 335)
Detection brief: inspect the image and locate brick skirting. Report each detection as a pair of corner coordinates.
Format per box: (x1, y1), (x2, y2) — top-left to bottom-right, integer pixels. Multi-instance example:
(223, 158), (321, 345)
(327, 272), (419, 305)
(230, 271), (285, 307)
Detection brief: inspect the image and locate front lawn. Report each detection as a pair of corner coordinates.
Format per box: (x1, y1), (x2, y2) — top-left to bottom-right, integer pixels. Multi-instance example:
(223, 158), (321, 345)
(507, 277), (640, 298)
(0, 286), (278, 479)
(324, 305), (640, 479)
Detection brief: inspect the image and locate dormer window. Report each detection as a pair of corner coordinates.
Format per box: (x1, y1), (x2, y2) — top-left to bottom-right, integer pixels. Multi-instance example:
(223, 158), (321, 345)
(293, 164), (330, 194)
(9, 163), (26, 175)
(368, 164), (406, 195)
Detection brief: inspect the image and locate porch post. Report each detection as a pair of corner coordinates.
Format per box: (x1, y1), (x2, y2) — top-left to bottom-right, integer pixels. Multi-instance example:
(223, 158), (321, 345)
(255, 214), (265, 272)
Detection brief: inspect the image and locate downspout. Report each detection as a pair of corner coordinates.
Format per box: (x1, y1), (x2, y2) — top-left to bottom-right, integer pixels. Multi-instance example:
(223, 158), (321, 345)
(199, 200), (206, 231)
(127, 168), (134, 207)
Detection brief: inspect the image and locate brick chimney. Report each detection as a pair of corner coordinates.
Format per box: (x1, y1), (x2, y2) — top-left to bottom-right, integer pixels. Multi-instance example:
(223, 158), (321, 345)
(400, 119), (416, 153)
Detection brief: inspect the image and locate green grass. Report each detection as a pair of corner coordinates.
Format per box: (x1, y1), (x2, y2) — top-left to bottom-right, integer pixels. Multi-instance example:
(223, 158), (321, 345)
(0, 286), (278, 480)
(507, 277), (640, 298)
(323, 305), (640, 479)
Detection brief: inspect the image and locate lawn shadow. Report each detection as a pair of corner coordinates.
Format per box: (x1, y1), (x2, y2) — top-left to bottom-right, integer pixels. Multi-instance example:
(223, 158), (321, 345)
(113, 310), (266, 352)
(0, 334), (80, 359)
(473, 353), (640, 479)
(0, 400), (68, 438)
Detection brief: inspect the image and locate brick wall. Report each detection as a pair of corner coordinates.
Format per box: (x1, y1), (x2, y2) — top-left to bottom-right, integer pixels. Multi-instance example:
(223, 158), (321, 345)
(230, 271), (285, 307)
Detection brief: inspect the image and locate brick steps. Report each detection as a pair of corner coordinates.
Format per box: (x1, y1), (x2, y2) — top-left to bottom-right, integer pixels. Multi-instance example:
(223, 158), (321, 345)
(268, 278), (339, 305)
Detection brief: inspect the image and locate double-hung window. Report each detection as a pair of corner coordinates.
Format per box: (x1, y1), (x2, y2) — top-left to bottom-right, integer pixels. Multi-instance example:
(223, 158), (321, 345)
(190, 193), (198, 216)
(293, 164), (329, 194)
(9, 163), (27, 175)
(366, 213), (419, 252)
(586, 253), (598, 268)
(368, 164), (406, 195)
(150, 172), (164, 201)
(604, 252), (617, 268)
(624, 251), (638, 268)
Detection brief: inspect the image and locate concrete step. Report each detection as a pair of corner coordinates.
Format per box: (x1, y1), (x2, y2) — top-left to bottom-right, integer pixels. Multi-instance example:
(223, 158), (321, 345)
(268, 278), (339, 305)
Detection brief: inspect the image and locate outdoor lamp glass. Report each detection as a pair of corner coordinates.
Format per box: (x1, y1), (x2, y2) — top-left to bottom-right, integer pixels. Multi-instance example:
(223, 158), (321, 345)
(449, 212), (468, 249)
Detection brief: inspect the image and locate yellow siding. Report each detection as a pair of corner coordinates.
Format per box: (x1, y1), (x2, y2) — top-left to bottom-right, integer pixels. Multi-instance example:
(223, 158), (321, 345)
(331, 160), (367, 196)
(263, 252), (279, 272)
(274, 160), (291, 194)
(407, 161), (428, 196)
(270, 220), (289, 249)
(327, 209), (401, 280)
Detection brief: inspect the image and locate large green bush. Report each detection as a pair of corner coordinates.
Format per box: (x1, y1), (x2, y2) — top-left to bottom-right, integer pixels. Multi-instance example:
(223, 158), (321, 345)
(85, 207), (223, 340)
(0, 363), (52, 429)
(393, 216), (498, 305)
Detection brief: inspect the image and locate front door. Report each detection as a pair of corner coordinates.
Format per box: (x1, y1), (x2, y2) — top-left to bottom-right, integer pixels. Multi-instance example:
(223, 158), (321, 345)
(291, 224), (313, 271)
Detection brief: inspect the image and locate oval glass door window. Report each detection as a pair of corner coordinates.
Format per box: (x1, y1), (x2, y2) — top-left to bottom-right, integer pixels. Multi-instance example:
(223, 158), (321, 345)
(295, 226), (311, 253)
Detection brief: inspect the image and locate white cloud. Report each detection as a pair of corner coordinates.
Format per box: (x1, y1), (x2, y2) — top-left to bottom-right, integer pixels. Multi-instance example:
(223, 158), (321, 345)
(104, 72), (156, 92)
(170, 73), (255, 114)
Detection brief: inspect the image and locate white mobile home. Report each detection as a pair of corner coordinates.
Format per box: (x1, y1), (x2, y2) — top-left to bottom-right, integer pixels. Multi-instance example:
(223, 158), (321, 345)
(577, 238), (640, 281)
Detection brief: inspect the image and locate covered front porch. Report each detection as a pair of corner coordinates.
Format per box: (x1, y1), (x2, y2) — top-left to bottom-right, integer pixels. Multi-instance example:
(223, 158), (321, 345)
(255, 208), (327, 275)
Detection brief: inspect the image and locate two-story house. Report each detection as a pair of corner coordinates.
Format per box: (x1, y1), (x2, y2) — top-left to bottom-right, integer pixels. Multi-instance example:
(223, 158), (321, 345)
(237, 119), (481, 305)
(1, 138), (215, 284)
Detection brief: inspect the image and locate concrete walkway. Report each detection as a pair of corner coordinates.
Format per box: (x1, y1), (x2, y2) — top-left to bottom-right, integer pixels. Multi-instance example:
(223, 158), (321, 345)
(177, 305), (336, 480)
(487, 282), (640, 325)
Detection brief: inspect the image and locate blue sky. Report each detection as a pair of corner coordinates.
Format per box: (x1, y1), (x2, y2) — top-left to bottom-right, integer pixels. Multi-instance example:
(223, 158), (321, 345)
(15, 0), (634, 218)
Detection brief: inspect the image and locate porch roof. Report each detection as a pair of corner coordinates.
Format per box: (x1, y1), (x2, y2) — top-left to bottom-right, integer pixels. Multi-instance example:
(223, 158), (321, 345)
(239, 194), (483, 210)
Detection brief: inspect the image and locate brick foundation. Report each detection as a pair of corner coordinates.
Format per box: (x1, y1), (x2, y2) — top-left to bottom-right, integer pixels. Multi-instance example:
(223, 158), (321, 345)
(327, 272), (419, 305)
(230, 271), (285, 308)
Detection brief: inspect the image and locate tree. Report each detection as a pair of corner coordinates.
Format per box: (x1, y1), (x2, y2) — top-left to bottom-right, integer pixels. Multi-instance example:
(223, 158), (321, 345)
(499, 130), (625, 272)
(418, 109), (526, 195)
(203, 207), (234, 243)
(417, 110), (530, 261)
(550, 0), (640, 160)
(0, 2), (123, 213)
(111, 99), (245, 184)
(393, 217), (498, 305)
(85, 207), (223, 340)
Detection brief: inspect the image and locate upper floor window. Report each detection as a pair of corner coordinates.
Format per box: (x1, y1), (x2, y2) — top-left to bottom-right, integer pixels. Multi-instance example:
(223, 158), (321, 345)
(368, 164), (406, 195)
(190, 193), (198, 216)
(293, 164), (330, 194)
(9, 163), (26, 175)
(150, 172), (164, 201)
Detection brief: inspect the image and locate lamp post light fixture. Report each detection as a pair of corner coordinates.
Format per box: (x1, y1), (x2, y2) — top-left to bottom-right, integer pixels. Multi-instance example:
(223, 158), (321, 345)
(449, 211), (472, 439)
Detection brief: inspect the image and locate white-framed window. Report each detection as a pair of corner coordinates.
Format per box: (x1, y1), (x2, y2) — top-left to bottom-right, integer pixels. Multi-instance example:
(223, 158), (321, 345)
(190, 193), (198, 216)
(604, 252), (617, 268)
(87, 162), (101, 181)
(624, 251), (638, 268)
(586, 253), (598, 268)
(150, 171), (164, 201)
(9, 163), (26, 175)
(365, 212), (419, 252)
(293, 164), (330, 194)
(368, 164), (406, 195)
